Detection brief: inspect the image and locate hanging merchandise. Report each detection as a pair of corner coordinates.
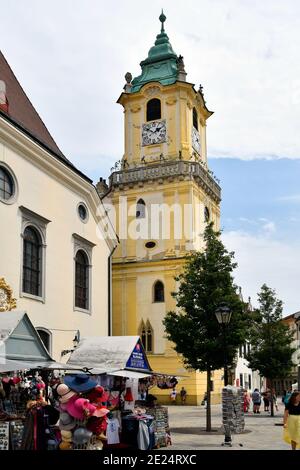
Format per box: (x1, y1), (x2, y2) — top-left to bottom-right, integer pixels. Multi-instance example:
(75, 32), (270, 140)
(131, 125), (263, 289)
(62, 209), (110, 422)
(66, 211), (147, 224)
(106, 413), (120, 445)
(64, 374), (97, 393)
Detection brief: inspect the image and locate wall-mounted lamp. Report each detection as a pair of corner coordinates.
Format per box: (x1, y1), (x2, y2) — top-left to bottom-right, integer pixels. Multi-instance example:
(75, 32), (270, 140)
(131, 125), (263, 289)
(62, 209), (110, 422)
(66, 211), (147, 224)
(61, 330), (80, 357)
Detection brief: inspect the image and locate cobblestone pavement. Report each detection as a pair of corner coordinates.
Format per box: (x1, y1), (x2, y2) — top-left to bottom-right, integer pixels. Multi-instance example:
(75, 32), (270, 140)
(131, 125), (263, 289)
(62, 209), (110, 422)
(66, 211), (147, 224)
(165, 402), (290, 450)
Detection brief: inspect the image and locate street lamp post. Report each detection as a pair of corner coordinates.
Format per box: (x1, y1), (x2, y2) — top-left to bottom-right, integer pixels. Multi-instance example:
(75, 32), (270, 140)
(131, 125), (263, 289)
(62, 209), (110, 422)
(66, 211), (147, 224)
(215, 304), (232, 386)
(215, 303), (232, 447)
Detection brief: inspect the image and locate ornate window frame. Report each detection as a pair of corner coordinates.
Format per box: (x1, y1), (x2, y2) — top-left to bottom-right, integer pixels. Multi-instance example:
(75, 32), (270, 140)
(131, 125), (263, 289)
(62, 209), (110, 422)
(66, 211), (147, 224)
(19, 206), (50, 303)
(0, 161), (18, 205)
(73, 233), (95, 315)
(138, 319), (154, 354)
(153, 280), (165, 303)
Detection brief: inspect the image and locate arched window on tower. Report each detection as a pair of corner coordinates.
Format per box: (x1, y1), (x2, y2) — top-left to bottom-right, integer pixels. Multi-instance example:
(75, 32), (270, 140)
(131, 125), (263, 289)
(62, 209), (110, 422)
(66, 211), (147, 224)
(147, 98), (161, 121)
(136, 198), (146, 219)
(153, 280), (165, 303)
(139, 320), (153, 353)
(193, 107), (198, 130)
(146, 321), (153, 353)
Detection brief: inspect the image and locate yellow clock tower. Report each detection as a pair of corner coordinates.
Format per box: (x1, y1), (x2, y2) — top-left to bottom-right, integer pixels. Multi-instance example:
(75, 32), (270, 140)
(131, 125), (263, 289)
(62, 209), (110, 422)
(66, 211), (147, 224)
(109, 12), (222, 404)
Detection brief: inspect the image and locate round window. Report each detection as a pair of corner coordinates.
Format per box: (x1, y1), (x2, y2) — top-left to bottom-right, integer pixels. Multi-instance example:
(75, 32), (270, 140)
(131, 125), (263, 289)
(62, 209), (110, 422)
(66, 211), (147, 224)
(145, 241), (156, 249)
(78, 203), (88, 222)
(0, 165), (14, 202)
(204, 206), (210, 222)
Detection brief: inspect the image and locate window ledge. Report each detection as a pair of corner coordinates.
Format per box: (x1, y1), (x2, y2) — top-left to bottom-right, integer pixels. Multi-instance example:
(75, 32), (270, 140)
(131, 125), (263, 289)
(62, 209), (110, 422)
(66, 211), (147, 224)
(20, 292), (45, 303)
(74, 306), (91, 315)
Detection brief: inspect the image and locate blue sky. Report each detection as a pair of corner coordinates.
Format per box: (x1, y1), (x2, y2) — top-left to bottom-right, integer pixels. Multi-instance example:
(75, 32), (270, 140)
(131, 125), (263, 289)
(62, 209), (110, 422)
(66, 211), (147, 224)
(211, 158), (300, 241)
(1, 0), (300, 314)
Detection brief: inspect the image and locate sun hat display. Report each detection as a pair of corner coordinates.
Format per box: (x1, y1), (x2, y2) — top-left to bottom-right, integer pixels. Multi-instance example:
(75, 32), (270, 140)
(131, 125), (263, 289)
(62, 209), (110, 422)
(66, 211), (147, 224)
(60, 430), (73, 442)
(59, 440), (72, 450)
(93, 406), (110, 418)
(64, 374), (97, 393)
(57, 383), (77, 404)
(87, 439), (103, 450)
(87, 416), (107, 435)
(59, 411), (76, 431)
(86, 386), (104, 404)
(72, 427), (93, 445)
(67, 397), (96, 420)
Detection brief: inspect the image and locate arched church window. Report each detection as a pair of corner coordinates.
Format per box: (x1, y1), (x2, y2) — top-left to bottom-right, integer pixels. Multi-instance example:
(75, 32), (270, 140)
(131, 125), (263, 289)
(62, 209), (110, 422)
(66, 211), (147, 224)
(23, 226), (42, 296)
(193, 107), (198, 130)
(153, 280), (165, 303)
(139, 320), (153, 353)
(136, 198), (146, 219)
(75, 250), (89, 310)
(146, 321), (153, 353)
(147, 98), (161, 121)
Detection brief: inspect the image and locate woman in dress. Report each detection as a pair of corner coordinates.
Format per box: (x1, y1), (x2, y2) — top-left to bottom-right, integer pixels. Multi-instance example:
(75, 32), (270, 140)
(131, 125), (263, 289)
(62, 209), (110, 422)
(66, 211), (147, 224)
(283, 391), (300, 450)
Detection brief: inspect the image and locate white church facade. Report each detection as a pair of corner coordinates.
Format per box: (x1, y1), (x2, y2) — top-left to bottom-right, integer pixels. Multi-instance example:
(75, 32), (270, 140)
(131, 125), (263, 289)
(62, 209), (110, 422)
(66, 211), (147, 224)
(0, 51), (117, 360)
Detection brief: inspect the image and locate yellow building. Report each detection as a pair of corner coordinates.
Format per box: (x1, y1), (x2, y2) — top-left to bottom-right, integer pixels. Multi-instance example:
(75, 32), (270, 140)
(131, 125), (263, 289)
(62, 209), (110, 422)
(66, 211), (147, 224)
(109, 12), (222, 404)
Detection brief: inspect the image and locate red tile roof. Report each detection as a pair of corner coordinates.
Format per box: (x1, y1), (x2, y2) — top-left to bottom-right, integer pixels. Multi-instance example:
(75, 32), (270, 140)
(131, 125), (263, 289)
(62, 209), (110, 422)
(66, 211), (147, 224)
(0, 50), (65, 159)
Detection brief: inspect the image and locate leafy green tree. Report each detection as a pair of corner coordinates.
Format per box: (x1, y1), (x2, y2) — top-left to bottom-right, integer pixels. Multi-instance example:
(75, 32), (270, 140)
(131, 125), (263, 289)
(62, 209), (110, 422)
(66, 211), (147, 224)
(163, 223), (249, 431)
(246, 284), (296, 416)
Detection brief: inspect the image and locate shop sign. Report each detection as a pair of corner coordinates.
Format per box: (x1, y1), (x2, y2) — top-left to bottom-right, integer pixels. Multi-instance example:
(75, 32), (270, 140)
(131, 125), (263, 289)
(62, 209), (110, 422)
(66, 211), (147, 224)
(126, 340), (149, 370)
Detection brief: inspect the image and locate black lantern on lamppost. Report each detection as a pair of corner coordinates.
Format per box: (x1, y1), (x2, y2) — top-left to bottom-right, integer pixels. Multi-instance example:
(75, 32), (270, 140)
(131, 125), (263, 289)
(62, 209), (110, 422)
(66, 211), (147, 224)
(215, 304), (232, 386)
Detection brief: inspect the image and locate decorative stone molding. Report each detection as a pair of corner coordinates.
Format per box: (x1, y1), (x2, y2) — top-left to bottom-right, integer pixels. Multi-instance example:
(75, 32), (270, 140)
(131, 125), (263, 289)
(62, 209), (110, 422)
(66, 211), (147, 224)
(130, 105), (141, 113)
(143, 86), (161, 98)
(0, 278), (17, 312)
(110, 160), (221, 203)
(165, 96), (177, 105)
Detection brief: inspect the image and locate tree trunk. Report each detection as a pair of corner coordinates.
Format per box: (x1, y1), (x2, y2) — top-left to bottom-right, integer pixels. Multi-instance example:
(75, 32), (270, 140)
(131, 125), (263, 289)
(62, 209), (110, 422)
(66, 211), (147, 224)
(270, 379), (274, 417)
(206, 368), (211, 432)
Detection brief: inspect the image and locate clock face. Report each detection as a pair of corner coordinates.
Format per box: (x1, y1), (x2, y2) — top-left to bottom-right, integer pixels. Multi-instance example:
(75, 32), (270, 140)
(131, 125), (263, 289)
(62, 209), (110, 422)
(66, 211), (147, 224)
(142, 120), (166, 146)
(192, 126), (201, 155)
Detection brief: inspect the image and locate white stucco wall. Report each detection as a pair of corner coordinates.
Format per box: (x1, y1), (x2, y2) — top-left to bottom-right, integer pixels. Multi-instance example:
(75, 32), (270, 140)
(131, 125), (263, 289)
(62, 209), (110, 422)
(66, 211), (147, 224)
(0, 118), (116, 360)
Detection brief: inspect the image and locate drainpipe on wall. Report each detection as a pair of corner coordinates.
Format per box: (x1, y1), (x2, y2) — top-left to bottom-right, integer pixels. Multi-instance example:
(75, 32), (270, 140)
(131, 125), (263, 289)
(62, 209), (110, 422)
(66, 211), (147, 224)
(108, 246), (117, 336)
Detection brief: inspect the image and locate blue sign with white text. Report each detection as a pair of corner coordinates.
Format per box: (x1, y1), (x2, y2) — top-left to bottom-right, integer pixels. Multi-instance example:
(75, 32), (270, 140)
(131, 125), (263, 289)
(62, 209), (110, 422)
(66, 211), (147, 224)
(126, 340), (150, 370)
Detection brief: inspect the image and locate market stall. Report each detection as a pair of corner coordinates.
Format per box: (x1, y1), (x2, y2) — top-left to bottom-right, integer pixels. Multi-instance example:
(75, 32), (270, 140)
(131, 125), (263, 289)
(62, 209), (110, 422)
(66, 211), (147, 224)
(64, 336), (172, 449)
(0, 311), (82, 450)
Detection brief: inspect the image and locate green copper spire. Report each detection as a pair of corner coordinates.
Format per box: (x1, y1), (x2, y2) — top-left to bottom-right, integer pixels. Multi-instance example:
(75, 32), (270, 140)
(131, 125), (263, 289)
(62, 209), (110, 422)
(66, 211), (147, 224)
(159, 9), (166, 32)
(130, 12), (180, 93)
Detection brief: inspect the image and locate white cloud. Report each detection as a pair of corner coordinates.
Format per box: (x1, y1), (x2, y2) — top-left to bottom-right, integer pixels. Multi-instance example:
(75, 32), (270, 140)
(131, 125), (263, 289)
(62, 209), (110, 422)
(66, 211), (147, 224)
(278, 194), (300, 203)
(222, 230), (300, 316)
(1, 0), (300, 180)
(262, 221), (276, 233)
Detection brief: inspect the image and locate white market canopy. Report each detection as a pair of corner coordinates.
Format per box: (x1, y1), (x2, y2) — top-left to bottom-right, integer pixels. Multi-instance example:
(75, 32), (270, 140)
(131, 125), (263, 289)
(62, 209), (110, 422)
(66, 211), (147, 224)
(0, 311), (81, 372)
(67, 336), (153, 377)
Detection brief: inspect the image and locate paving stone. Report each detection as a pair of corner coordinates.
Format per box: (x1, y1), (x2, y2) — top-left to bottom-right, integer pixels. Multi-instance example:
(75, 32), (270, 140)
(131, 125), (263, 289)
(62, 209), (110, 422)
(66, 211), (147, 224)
(161, 402), (289, 450)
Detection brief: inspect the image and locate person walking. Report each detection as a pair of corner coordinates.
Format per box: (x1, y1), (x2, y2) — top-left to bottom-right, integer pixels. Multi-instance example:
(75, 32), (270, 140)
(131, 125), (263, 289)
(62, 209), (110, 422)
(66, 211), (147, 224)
(284, 386), (293, 406)
(283, 391), (300, 450)
(262, 390), (270, 412)
(170, 387), (177, 405)
(243, 390), (251, 413)
(251, 388), (261, 414)
(180, 387), (187, 405)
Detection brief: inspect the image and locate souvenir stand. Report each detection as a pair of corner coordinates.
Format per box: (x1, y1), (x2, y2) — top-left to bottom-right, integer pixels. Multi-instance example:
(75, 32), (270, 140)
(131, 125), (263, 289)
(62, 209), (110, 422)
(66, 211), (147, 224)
(66, 336), (172, 449)
(0, 311), (81, 450)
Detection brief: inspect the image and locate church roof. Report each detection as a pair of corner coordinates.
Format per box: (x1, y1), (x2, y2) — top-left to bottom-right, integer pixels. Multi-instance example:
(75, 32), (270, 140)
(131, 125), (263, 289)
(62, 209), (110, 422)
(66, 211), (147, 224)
(131, 11), (180, 93)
